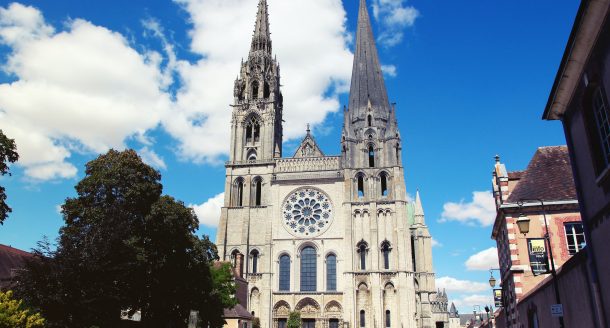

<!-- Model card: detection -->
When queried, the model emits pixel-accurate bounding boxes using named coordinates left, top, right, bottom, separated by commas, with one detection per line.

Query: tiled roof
left=506, top=146, right=577, bottom=203
left=0, top=244, right=32, bottom=288
left=223, top=303, right=253, bottom=320
left=507, top=170, right=524, bottom=180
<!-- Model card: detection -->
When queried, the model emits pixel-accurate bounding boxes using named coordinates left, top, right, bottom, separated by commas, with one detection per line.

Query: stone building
left=215, top=0, right=448, bottom=327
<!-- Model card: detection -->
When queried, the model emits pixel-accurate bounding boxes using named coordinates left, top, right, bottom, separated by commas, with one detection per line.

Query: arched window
left=380, top=172, right=388, bottom=197
left=251, top=81, right=259, bottom=99
left=233, top=178, right=245, bottom=207
left=252, top=177, right=262, bottom=205
left=246, top=124, right=253, bottom=143
left=385, top=310, right=391, bottom=327
left=368, top=145, right=375, bottom=167
left=381, top=241, right=391, bottom=270
left=253, top=121, right=260, bottom=142
left=264, top=82, right=270, bottom=98
left=326, top=254, right=337, bottom=291
left=411, top=235, right=417, bottom=272
left=279, top=255, right=290, bottom=291
left=357, top=241, right=367, bottom=270
left=357, top=173, right=365, bottom=198
left=245, top=117, right=260, bottom=144
left=300, top=246, right=317, bottom=291
left=360, top=310, right=366, bottom=327
left=231, top=250, right=243, bottom=277
left=367, top=115, right=372, bottom=127
left=251, top=249, right=259, bottom=274
left=247, top=149, right=257, bottom=161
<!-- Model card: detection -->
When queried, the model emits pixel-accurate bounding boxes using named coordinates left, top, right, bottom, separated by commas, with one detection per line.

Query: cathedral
left=215, top=0, right=449, bottom=327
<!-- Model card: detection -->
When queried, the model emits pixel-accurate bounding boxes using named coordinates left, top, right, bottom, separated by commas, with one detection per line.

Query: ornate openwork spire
left=250, top=0, right=271, bottom=54
left=348, top=0, right=390, bottom=117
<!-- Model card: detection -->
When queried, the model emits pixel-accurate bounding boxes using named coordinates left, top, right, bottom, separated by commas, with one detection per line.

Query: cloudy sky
left=0, top=0, right=578, bottom=314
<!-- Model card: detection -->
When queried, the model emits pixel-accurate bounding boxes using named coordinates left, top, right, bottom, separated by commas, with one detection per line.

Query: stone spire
left=414, top=190, right=425, bottom=224
left=250, top=0, right=271, bottom=54
left=348, top=0, right=390, bottom=119
left=449, top=302, right=459, bottom=318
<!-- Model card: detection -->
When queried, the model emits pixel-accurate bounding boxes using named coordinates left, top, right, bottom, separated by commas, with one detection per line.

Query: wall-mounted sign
left=493, top=289, right=503, bottom=308
left=551, top=304, right=564, bottom=317
left=527, top=238, right=549, bottom=276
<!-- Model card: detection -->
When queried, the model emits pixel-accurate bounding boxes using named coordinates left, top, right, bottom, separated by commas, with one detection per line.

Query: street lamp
left=516, top=214, right=531, bottom=234
left=517, top=199, right=565, bottom=328
left=488, top=268, right=500, bottom=288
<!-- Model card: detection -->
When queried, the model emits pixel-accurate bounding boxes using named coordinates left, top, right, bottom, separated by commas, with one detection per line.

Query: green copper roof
left=406, top=201, right=415, bottom=226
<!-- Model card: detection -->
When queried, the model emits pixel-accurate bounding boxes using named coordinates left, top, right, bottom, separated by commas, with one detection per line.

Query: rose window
left=282, top=188, right=333, bottom=237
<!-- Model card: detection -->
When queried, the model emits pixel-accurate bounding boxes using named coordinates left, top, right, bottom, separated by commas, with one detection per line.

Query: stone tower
left=230, top=0, right=283, bottom=162
left=215, top=1, right=447, bottom=327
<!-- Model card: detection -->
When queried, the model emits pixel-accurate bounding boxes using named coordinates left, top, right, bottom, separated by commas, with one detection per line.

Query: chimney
left=235, top=253, right=244, bottom=278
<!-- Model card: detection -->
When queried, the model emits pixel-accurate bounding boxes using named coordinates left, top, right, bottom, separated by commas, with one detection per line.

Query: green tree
left=287, top=311, right=301, bottom=328
left=16, top=149, right=233, bottom=328
left=251, top=317, right=261, bottom=328
left=0, top=290, right=45, bottom=328
left=0, top=129, right=19, bottom=225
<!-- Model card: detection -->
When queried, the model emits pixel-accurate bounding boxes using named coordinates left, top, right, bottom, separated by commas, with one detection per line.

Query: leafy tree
left=287, top=311, right=301, bottom=328
left=210, top=262, right=237, bottom=310
left=251, top=317, right=261, bottom=328
left=16, top=149, right=233, bottom=328
left=0, top=129, right=19, bottom=225
left=0, top=290, right=45, bottom=328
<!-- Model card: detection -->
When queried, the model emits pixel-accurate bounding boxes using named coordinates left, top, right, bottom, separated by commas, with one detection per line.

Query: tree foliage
left=287, top=311, right=301, bottom=328
left=0, top=290, right=45, bottom=328
left=0, top=129, right=19, bottom=225
left=16, top=149, right=232, bottom=328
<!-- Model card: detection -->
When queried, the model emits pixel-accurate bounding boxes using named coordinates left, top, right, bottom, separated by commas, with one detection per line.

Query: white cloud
left=435, top=276, right=489, bottom=293
left=191, top=192, right=224, bottom=227
left=381, top=64, right=396, bottom=77
left=431, top=237, right=442, bottom=247
left=452, top=294, right=494, bottom=310
left=0, top=3, right=171, bottom=180
left=0, top=0, right=354, bottom=180
left=371, top=0, right=419, bottom=47
left=139, top=147, right=167, bottom=170
left=465, top=247, right=499, bottom=271
left=168, top=0, right=353, bottom=163
left=440, top=191, right=496, bottom=227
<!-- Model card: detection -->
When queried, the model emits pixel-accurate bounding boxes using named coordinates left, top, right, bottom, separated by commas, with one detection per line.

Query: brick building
left=490, top=147, right=583, bottom=327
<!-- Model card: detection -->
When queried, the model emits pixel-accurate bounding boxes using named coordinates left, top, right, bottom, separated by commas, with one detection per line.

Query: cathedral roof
left=348, top=0, right=390, bottom=115
left=293, top=125, right=324, bottom=158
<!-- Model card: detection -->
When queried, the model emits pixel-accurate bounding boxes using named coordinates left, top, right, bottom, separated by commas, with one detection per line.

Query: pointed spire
left=414, top=190, right=425, bottom=223
left=449, top=302, right=458, bottom=317
left=250, top=0, right=271, bottom=54
left=348, top=0, right=390, bottom=117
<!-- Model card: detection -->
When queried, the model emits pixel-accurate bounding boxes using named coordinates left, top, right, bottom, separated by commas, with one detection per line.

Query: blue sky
left=0, top=0, right=578, bottom=313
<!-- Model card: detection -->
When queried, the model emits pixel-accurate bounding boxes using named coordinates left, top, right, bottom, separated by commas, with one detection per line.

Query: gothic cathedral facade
left=215, top=0, right=449, bottom=327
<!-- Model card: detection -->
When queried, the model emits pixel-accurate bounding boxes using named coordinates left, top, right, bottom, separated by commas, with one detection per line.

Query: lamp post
left=473, top=305, right=482, bottom=324
left=517, top=199, right=564, bottom=328
left=484, top=305, right=493, bottom=328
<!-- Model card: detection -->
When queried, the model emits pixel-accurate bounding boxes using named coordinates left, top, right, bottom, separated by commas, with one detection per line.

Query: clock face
left=282, top=187, right=333, bottom=237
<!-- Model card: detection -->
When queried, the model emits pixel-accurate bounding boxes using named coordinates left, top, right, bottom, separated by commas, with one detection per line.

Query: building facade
left=542, top=0, right=610, bottom=326
left=490, top=147, right=584, bottom=327
left=215, top=0, right=448, bottom=327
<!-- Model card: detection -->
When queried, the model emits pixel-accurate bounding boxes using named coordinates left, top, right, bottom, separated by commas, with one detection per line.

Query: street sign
left=551, top=304, right=564, bottom=317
